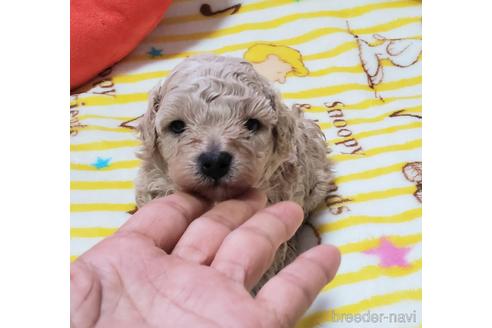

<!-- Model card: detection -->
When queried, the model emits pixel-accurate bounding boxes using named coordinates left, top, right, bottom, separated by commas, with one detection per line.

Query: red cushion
left=70, top=0, right=172, bottom=89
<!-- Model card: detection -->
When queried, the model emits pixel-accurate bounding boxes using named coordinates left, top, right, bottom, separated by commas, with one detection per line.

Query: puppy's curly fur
left=135, top=54, right=333, bottom=292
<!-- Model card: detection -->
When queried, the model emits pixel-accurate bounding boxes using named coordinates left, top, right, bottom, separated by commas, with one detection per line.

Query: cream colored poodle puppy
left=135, top=54, right=333, bottom=292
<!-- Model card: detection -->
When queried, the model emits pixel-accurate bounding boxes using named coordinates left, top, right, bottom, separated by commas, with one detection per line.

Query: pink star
left=364, top=237, right=411, bottom=267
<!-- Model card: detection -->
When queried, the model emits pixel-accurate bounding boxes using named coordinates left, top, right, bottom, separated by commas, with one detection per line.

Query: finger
left=172, top=190, right=267, bottom=264
left=211, top=201, right=303, bottom=289
left=256, top=244, right=341, bottom=327
left=117, top=192, right=211, bottom=252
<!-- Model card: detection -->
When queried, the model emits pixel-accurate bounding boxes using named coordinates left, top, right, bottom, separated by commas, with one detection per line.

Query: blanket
left=70, top=0, right=422, bottom=326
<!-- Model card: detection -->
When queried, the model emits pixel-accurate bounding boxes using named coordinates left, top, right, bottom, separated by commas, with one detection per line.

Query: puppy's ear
left=270, top=93, right=298, bottom=164
left=137, top=82, right=163, bottom=159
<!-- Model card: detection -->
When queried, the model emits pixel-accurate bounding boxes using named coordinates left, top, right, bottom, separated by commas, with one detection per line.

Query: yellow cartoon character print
left=244, top=43, right=309, bottom=83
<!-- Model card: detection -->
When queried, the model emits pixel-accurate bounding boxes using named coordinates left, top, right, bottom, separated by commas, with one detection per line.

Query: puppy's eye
left=169, top=120, right=186, bottom=134
left=245, top=118, right=261, bottom=132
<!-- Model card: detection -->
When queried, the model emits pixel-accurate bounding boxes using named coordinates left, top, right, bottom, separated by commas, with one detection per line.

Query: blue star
left=91, top=157, right=112, bottom=169
left=147, top=47, right=163, bottom=58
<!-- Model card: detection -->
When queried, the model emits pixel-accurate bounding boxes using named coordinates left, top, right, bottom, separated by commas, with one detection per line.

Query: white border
left=2, top=0, right=492, bottom=326
left=0, top=0, right=69, bottom=326
left=424, top=0, right=492, bottom=327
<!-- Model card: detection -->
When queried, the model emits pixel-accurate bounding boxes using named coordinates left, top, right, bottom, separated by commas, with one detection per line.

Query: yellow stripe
left=70, top=135, right=422, bottom=155
left=78, top=114, right=136, bottom=121
left=113, top=72, right=169, bottom=85
left=306, top=95, right=421, bottom=113
left=70, top=140, right=141, bottom=152
left=153, top=16, right=343, bottom=44
left=129, top=17, right=420, bottom=62
left=331, top=121, right=421, bottom=144
left=150, top=2, right=419, bottom=43
left=133, top=27, right=346, bottom=61
left=319, top=208, right=421, bottom=233
left=71, top=181, right=134, bottom=190
left=160, top=0, right=293, bottom=26
left=344, top=97, right=421, bottom=110
left=338, top=233, right=421, bottom=254
left=77, top=93, right=148, bottom=107
left=323, top=258, right=422, bottom=291
left=112, top=54, right=420, bottom=85
left=71, top=227, right=118, bottom=238
left=115, top=62, right=360, bottom=86
left=283, top=75, right=421, bottom=99
left=304, top=41, right=358, bottom=61
left=70, top=255, right=77, bottom=262
left=77, top=74, right=421, bottom=108
left=335, top=162, right=407, bottom=184
left=68, top=161, right=410, bottom=192
left=349, top=105, right=421, bottom=124
left=318, top=106, right=421, bottom=129
left=318, top=185, right=417, bottom=212
left=348, top=121, right=421, bottom=140
left=71, top=160, right=140, bottom=171
left=71, top=203, right=135, bottom=212
left=111, top=36, right=421, bottom=87
left=78, top=125, right=138, bottom=133
left=161, top=0, right=416, bottom=26
left=112, top=61, right=358, bottom=86
left=70, top=180, right=415, bottom=198
left=330, top=138, right=421, bottom=162
left=297, top=289, right=422, bottom=328
left=351, top=186, right=416, bottom=203
left=77, top=106, right=420, bottom=134
left=69, top=188, right=415, bottom=213
left=356, top=16, right=421, bottom=35
left=306, top=64, right=363, bottom=77
left=113, top=70, right=169, bottom=84
left=310, top=55, right=421, bottom=78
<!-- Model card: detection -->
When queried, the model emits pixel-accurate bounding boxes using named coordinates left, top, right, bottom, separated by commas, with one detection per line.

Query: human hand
left=70, top=190, right=341, bottom=328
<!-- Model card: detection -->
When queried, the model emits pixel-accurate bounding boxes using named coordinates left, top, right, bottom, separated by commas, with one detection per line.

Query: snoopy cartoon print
left=243, top=43, right=309, bottom=84
left=347, top=21, right=421, bottom=98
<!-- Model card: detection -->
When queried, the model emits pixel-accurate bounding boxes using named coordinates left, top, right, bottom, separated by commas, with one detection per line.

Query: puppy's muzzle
left=198, top=151, right=233, bottom=181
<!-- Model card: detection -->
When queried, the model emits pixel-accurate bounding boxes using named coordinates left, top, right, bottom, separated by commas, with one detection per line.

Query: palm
left=71, top=191, right=340, bottom=328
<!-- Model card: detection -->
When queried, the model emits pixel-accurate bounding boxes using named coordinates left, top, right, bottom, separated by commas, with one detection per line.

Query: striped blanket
left=70, top=0, right=422, bottom=327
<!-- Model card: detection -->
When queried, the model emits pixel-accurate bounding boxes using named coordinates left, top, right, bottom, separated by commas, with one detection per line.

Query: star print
left=91, top=157, right=112, bottom=169
left=364, top=237, right=411, bottom=267
left=147, top=47, right=163, bottom=58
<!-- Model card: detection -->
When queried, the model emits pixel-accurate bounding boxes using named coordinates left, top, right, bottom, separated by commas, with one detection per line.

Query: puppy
left=135, top=54, right=333, bottom=292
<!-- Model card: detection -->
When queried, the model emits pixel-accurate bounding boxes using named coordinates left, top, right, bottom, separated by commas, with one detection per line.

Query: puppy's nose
left=198, top=151, right=233, bottom=181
